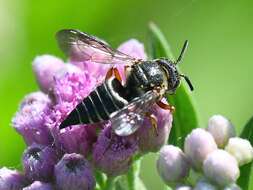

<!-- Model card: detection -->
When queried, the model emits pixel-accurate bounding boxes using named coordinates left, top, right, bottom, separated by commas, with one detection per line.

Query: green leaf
left=148, top=22, right=199, bottom=148
left=237, top=116, right=253, bottom=190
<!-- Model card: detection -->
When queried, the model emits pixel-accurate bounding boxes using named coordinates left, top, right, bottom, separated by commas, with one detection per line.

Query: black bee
left=57, top=29, right=193, bottom=136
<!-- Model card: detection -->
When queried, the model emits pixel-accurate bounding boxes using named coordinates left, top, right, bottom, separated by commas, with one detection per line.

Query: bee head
left=157, top=40, right=194, bottom=94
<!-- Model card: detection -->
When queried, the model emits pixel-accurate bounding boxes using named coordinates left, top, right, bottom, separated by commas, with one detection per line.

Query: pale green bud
left=225, top=137, right=253, bottom=166
left=207, top=115, right=235, bottom=148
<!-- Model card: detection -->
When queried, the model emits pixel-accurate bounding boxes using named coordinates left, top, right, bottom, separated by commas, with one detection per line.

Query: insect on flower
left=57, top=29, right=194, bottom=136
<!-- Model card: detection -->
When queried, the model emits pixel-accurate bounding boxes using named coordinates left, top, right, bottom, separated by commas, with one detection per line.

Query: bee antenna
left=180, top=74, right=194, bottom=91
left=176, top=40, right=189, bottom=64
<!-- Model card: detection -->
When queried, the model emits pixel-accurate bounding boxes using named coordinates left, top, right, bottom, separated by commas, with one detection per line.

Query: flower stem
left=104, top=177, right=116, bottom=190
left=127, top=159, right=141, bottom=190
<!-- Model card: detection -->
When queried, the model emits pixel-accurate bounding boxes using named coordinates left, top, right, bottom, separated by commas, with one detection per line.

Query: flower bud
left=12, top=92, right=53, bottom=145
left=52, top=72, right=96, bottom=104
left=93, top=126, right=138, bottom=176
left=224, top=184, right=241, bottom=190
left=175, top=185, right=193, bottom=190
left=136, top=102, right=172, bottom=153
left=0, top=167, right=28, bottom=190
left=207, top=115, right=235, bottom=148
left=194, top=178, right=218, bottom=190
left=45, top=71, right=98, bottom=157
left=54, top=125, right=97, bottom=157
left=23, top=181, right=54, bottom=190
left=184, top=128, right=217, bottom=170
left=32, top=55, right=65, bottom=92
left=23, top=144, right=58, bottom=182
left=117, top=39, right=147, bottom=60
left=55, top=153, right=95, bottom=190
left=203, top=149, right=240, bottom=187
left=157, top=145, right=190, bottom=184
left=225, top=137, right=253, bottom=166
left=55, top=63, right=82, bottom=79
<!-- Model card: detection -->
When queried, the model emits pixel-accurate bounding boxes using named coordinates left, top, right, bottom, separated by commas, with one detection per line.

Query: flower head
left=93, top=125, right=138, bottom=176
left=207, top=115, right=235, bottom=148
left=45, top=72, right=98, bottom=156
left=225, top=137, right=253, bottom=166
left=32, top=55, right=65, bottom=92
left=9, top=35, right=175, bottom=189
left=23, top=181, right=54, bottom=190
left=55, top=153, right=95, bottom=190
left=194, top=178, right=218, bottom=190
left=224, top=184, right=241, bottom=190
left=157, top=145, right=190, bottom=184
left=136, top=102, right=172, bottom=153
left=12, top=92, right=53, bottom=145
left=0, top=167, right=28, bottom=190
left=203, top=149, right=240, bottom=187
left=175, top=185, right=193, bottom=190
left=184, top=128, right=217, bottom=170
left=22, top=144, right=58, bottom=182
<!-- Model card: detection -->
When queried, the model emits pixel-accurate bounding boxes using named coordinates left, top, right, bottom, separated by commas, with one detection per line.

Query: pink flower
left=46, top=72, right=98, bottom=157
left=92, top=125, right=138, bottom=176
left=136, top=102, right=173, bottom=153
left=12, top=92, right=53, bottom=146
left=10, top=37, right=174, bottom=184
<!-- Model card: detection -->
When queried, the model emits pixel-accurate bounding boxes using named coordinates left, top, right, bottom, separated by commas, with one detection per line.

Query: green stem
left=127, top=159, right=141, bottom=190
left=104, top=177, right=116, bottom=190
left=95, top=170, right=107, bottom=189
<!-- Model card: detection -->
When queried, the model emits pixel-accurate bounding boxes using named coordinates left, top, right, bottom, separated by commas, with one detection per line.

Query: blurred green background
left=0, top=0, right=253, bottom=189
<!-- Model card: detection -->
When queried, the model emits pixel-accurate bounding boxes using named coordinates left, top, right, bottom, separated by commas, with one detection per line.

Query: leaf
left=237, top=116, right=253, bottom=190
left=148, top=22, right=199, bottom=148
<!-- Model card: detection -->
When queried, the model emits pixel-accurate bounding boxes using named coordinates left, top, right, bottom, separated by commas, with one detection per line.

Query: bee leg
left=145, top=112, right=158, bottom=136
left=105, top=67, right=114, bottom=79
left=113, top=67, right=122, bottom=83
left=156, top=101, right=175, bottom=113
left=124, top=65, right=130, bottom=74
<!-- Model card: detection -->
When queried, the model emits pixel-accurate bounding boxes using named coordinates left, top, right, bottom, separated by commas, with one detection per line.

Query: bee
left=57, top=29, right=193, bottom=136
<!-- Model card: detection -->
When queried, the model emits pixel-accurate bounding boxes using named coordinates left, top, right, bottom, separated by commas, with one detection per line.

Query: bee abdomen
left=59, top=77, right=128, bottom=129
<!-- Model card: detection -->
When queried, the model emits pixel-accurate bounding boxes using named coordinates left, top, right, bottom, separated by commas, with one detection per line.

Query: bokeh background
left=0, top=0, right=253, bottom=189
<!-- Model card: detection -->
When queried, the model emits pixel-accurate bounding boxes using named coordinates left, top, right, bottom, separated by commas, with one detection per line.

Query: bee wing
left=56, top=29, right=138, bottom=65
left=110, top=91, right=159, bottom=136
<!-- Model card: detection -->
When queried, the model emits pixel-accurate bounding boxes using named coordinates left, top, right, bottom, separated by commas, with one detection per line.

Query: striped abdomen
left=59, top=77, right=128, bottom=129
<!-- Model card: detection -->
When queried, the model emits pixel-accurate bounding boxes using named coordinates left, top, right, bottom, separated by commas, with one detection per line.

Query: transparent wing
left=56, top=29, right=139, bottom=64
left=110, top=91, right=159, bottom=136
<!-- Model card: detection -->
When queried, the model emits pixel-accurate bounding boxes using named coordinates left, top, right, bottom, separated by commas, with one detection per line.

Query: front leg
left=145, top=112, right=158, bottom=136
left=156, top=101, right=175, bottom=113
